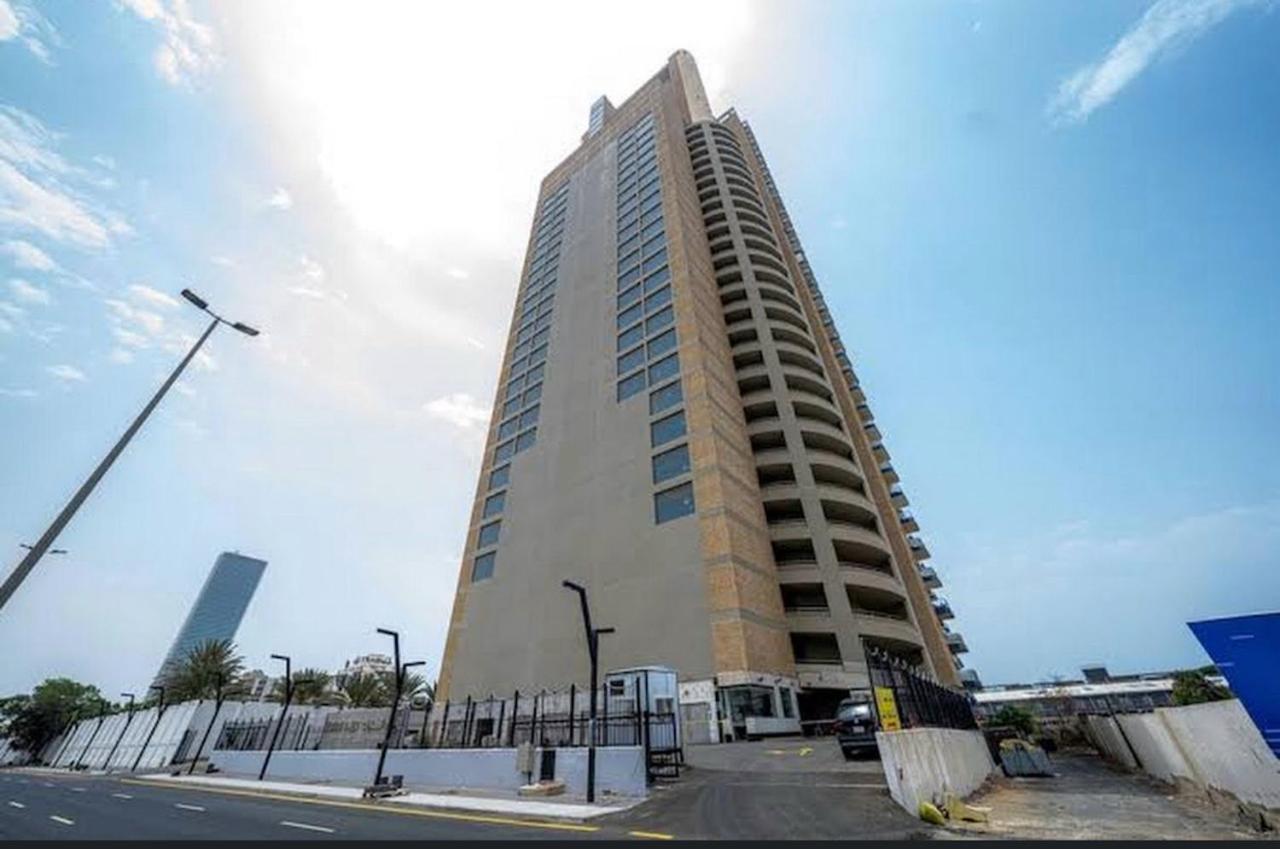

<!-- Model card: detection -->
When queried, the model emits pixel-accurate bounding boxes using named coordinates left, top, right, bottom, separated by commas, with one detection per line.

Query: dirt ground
left=948, top=751, right=1275, bottom=840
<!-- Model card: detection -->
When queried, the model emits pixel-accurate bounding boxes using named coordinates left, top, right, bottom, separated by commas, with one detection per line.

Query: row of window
left=473, top=183, right=571, bottom=584
left=618, top=114, right=696, bottom=527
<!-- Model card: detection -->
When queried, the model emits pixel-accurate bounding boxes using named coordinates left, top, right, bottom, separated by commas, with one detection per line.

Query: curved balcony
left=840, top=563, right=906, bottom=597
left=855, top=615, right=925, bottom=649
left=827, top=521, right=893, bottom=562
left=808, top=450, right=865, bottom=487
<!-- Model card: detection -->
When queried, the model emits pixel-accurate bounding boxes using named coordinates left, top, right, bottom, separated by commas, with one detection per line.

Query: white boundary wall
left=1086, top=700, right=1280, bottom=813
left=876, top=728, right=996, bottom=814
left=210, top=746, right=648, bottom=799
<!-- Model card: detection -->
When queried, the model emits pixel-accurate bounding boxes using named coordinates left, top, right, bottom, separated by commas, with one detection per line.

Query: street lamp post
left=103, top=692, right=135, bottom=773
left=0, top=289, right=259, bottom=614
left=188, top=672, right=225, bottom=775
left=258, top=654, right=292, bottom=781
left=562, top=580, right=614, bottom=804
left=371, top=629, right=423, bottom=789
left=73, top=699, right=109, bottom=771
left=131, top=685, right=166, bottom=773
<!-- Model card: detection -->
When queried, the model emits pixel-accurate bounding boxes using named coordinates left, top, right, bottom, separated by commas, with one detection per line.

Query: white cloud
left=108, top=347, right=134, bottom=364
left=298, top=255, right=324, bottom=280
left=119, top=0, right=219, bottom=86
left=127, top=282, right=180, bottom=309
left=0, top=105, right=127, bottom=249
left=46, top=363, right=85, bottom=382
left=423, top=392, right=490, bottom=431
left=287, top=285, right=326, bottom=299
left=172, top=380, right=195, bottom=397
left=8, top=276, right=49, bottom=305
left=0, top=386, right=36, bottom=398
left=445, top=267, right=469, bottom=280
left=1049, top=0, right=1273, bottom=124
left=266, top=187, right=292, bottom=210
left=210, top=254, right=236, bottom=267
left=1, top=238, right=56, bottom=270
left=105, top=297, right=165, bottom=335
left=0, top=1, right=60, bottom=63
left=0, top=298, right=21, bottom=319
left=111, top=326, right=149, bottom=348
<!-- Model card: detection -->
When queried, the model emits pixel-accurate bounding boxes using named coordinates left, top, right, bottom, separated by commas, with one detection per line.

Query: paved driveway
left=603, top=738, right=925, bottom=840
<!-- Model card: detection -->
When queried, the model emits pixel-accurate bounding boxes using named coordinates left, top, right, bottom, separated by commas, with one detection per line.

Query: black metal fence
left=214, top=716, right=318, bottom=752
left=864, top=646, right=977, bottom=731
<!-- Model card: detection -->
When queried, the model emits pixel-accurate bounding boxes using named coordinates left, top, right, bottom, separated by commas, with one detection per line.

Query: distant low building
left=973, top=664, right=1226, bottom=727
left=335, top=653, right=393, bottom=688
left=235, top=669, right=277, bottom=702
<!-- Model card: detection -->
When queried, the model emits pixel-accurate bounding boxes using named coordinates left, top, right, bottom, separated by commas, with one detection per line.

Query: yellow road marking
left=629, top=829, right=675, bottom=840
left=118, top=779, right=600, bottom=834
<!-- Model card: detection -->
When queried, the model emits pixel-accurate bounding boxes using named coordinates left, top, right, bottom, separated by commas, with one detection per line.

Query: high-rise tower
left=151, top=551, right=267, bottom=688
left=438, top=52, right=967, bottom=732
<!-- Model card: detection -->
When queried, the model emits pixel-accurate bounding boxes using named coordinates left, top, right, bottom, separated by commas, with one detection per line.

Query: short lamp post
left=131, top=685, right=166, bottom=773
left=259, top=655, right=292, bottom=781
left=188, top=672, right=225, bottom=775
left=73, top=699, right=109, bottom=771
left=562, top=580, right=614, bottom=804
left=103, top=692, right=136, bottom=773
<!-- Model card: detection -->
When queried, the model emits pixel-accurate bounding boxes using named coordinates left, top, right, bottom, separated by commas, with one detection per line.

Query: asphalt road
left=0, top=771, right=620, bottom=841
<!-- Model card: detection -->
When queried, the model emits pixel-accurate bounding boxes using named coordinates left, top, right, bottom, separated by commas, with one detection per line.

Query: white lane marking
left=174, top=803, right=206, bottom=812
left=50, top=815, right=75, bottom=826
left=280, top=820, right=336, bottom=834
left=112, top=793, right=133, bottom=799
left=8, top=801, right=25, bottom=808
left=42, top=782, right=55, bottom=788
left=71, top=787, right=86, bottom=793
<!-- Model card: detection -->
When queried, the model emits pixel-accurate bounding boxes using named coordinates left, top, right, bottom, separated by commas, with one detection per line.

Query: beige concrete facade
left=437, top=52, right=967, bottom=718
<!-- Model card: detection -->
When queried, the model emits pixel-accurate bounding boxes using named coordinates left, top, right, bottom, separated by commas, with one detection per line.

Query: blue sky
left=0, top=0, right=1276, bottom=696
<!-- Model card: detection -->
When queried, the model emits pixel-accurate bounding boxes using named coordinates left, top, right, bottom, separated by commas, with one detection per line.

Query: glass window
left=617, top=371, right=646, bottom=401
left=478, top=521, right=500, bottom=548
left=618, top=264, right=642, bottom=290
left=645, top=285, right=672, bottom=311
left=471, top=551, right=495, bottom=582
left=652, top=443, right=691, bottom=484
left=654, top=482, right=696, bottom=524
left=482, top=492, right=505, bottom=519
left=528, top=343, right=547, bottom=367
left=518, top=406, right=539, bottom=429
left=515, top=428, right=537, bottom=452
left=489, top=464, right=510, bottom=490
left=651, top=410, right=687, bottom=447
left=502, top=398, right=521, bottom=418
left=617, top=283, right=643, bottom=310
left=617, top=346, right=645, bottom=376
left=531, top=327, right=550, bottom=348
left=617, top=301, right=643, bottom=330
left=643, top=265, right=670, bottom=292
left=648, top=353, right=679, bottom=384
left=618, top=234, right=640, bottom=257
left=649, top=380, right=683, bottom=415
left=618, top=220, right=640, bottom=242
left=522, top=382, right=542, bottom=406
left=494, top=440, right=515, bottom=463
left=642, top=247, right=668, bottom=275
left=526, top=362, right=545, bottom=384
left=641, top=217, right=665, bottom=241
left=498, top=418, right=519, bottom=440
left=646, top=305, right=674, bottom=334
left=647, top=328, right=677, bottom=359
left=617, top=323, right=645, bottom=352
left=619, top=248, right=640, bottom=271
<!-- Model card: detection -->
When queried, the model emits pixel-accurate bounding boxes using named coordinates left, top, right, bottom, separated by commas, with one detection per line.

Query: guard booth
left=604, top=666, right=683, bottom=779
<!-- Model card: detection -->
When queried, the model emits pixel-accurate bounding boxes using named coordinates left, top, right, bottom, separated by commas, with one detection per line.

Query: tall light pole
left=562, top=580, right=614, bottom=804
left=0, top=289, right=259, bottom=614
left=103, top=692, right=135, bottom=773
left=73, top=699, right=109, bottom=771
left=259, top=654, right=292, bottom=781
left=188, top=672, right=225, bottom=775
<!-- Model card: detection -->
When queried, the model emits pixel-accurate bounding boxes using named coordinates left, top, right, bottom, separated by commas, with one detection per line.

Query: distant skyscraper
left=152, top=552, right=266, bottom=688
left=438, top=52, right=968, bottom=729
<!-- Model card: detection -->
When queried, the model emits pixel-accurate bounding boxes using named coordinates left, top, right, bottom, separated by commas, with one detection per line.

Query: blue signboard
left=1188, top=612, right=1280, bottom=757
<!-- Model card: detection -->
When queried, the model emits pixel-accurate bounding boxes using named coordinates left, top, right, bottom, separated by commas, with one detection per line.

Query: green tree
left=2, top=678, right=103, bottom=755
left=278, top=669, right=335, bottom=705
left=163, top=639, right=246, bottom=702
left=989, top=704, right=1037, bottom=737
left=339, top=672, right=389, bottom=707
left=1171, top=670, right=1232, bottom=706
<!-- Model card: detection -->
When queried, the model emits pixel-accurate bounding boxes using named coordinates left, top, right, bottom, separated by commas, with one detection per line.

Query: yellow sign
left=874, top=687, right=902, bottom=731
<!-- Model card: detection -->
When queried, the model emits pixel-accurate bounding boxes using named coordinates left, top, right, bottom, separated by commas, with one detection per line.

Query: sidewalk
left=135, top=773, right=639, bottom=821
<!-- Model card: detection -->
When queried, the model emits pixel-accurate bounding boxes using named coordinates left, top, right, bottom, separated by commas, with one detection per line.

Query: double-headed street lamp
left=372, top=628, right=424, bottom=789
left=0, top=289, right=259, bottom=614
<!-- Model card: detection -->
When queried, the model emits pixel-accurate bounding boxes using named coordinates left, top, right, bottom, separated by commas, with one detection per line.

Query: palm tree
left=163, top=639, right=245, bottom=702
left=339, top=673, right=388, bottom=707
left=277, top=669, right=335, bottom=705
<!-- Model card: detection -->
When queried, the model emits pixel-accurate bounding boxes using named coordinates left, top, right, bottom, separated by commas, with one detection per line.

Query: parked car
left=833, top=697, right=879, bottom=758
